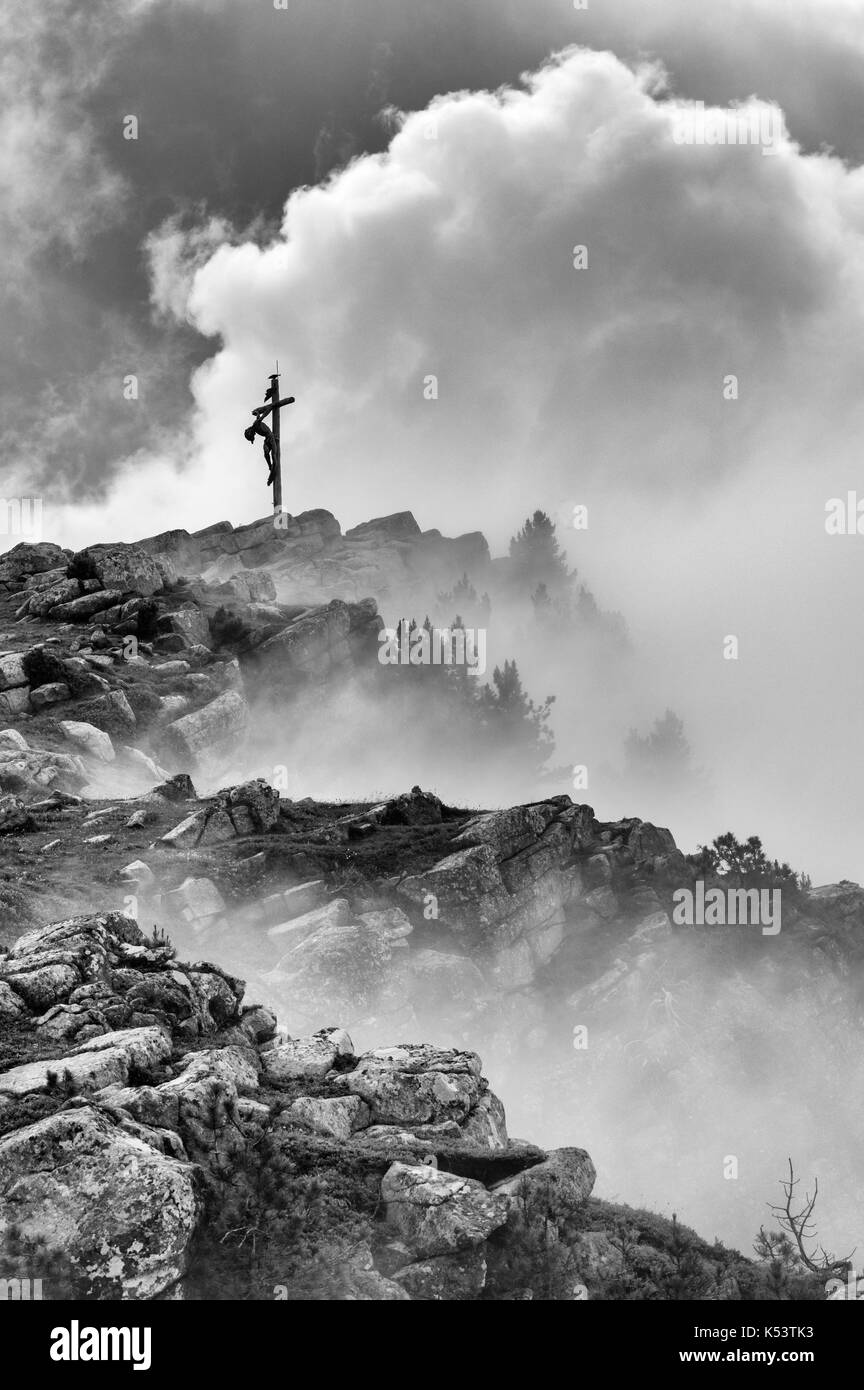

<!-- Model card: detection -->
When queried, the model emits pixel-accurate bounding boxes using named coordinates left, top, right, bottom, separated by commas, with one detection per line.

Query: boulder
left=0, top=1026, right=170, bottom=1099
left=164, top=877, right=226, bottom=925
left=0, top=1106, right=198, bottom=1298
left=0, top=981, right=27, bottom=1020
left=152, top=660, right=191, bottom=677
left=269, top=912, right=409, bottom=1018
left=0, top=542, right=69, bottom=586
left=226, top=778, right=280, bottom=832
left=260, top=1028, right=353, bottom=1083
left=381, top=786, right=443, bottom=826
left=0, top=729, right=28, bottom=752
left=381, top=1161, right=509, bottom=1257
left=268, top=897, right=352, bottom=943
left=152, top=773, right=197, bottom=802
left=160, top=691, right=250, bottom=765
left=25, top=578, right=83, bottom=618
left=491, top=1147, right=597, bottom=1223
left=251, top=600, right=355, bottom=687
left=47, top=590, right=124, bottom=622
left=280, top=1095, right=370, bottom=1140
left=58, top=720, right=115, bottom=763
left=29, top=682, right=71, bottom=710
left=158, top=810, right=231, bottom=849
left=274, top=881, right=326, bottom=921
left=69, top=545, right=164, bottom=598
left=394, top=1248, right=488, bottom=1300
left=71, top=691, right=136, bottom=737
left=0, top=688, right=30, bottom=717
left=119, top=860, right=155, bottom=887
left=0, top=652, right=27, bottom=690
left=0, top=747, right=86, bottom=798
left=342, top=1045, right=485, bottom=1127
left=156, top=608, right=210, bottom=647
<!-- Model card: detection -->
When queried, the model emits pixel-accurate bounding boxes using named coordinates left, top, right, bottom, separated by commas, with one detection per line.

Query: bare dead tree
left=767, top=1159, right=854, bottom=1277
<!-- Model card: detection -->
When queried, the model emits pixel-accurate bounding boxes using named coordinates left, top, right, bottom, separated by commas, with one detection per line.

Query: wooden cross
left=249, top=368, right=295, bottom=514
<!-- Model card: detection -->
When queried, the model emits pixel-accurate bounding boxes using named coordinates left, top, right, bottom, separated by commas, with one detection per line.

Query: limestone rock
left=71, top=691, right=136, bottom=737
left=0, top=747, right=86, bottom=798
left=0, top=687, right=30, bottom=717
left=491, top=1147, right=597, bottom=1222
left=394, top=1248, right=488, bottom=1300
left=250, top=600, right=357, bottom=688
left=0, top=981, right=27, bottom=1020
left=160, top=691, right=250, bottom=766
left=164, top=877, right=226, bottom=925
left=0, top=1026, right=170, bottom=1099
left=0, top=542, right=69, bottom=587
left=69, top=545, right=164, bottom=598
left=47, top=589, right=125, bottom=622
left=342, top=1045, right=484, bottom=1127
left=280, top=1095, right=370, bottom=1140
left=0, top=652, right=27, bottom=690
left=268, top=896, right=352, bottom=944
left=59, top=720, right=115, bottom=763
left=381, top=1161, right=509, bottom=1257
left=226, top=778, right=280, bottom=831
left=0, top=1106, right=198, bottom=1298
left=260, top=1028, right=353, bottom=1083
left=29, top=681, right=71, bottom=710
left=0, top=729, right=28, bottom=752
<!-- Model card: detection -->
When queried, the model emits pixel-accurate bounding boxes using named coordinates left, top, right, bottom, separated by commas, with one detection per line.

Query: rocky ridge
left=0, top=524, right=860, bottom=1298
left=0, top=909, right=752, bottom=1301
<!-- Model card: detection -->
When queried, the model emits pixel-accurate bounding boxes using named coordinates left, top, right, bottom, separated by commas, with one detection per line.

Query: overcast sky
left=2, top=0, right=864, bottom=880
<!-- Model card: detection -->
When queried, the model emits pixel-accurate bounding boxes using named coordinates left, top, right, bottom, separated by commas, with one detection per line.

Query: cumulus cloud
left=109, top=42, right=863, bottom=887
left=6, top=14, right=864, bottom=882
left=557, top=0, right=864, bottom=161
left=147, top=45, right=864, bottom=526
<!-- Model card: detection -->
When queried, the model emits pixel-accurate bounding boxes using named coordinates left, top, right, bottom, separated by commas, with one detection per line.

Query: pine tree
left=509, top=510, right=572, bottom=595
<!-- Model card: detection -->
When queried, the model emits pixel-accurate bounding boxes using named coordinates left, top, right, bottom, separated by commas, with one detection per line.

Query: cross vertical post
left=246, top=371, right=294, bottom=511
left=269, top=369, right=282, bottom=514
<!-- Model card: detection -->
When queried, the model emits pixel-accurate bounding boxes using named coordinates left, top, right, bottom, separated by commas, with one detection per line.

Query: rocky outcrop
left=0, top=910, right=590, bottom=1300
left=68, top=545, right=165, bottom=598
left=247, top=597, right=381, bottom=691
left=133, top=509, right=492, bottom=610
left=0, top=905, right=760, bottom=1301
left=0, top=543, right=70, bottom=589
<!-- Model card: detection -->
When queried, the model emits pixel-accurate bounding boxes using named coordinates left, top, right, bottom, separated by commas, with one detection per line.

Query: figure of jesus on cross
left=244, top=368, right=295, bottom=513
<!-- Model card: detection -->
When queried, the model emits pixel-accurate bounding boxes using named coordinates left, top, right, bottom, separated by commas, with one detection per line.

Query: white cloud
left=109, top=42, right=864, bottom=883
left=17, top=29, right=864, bottom=882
